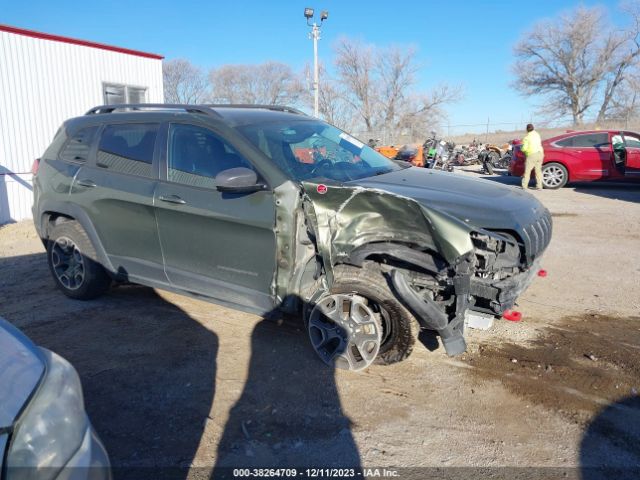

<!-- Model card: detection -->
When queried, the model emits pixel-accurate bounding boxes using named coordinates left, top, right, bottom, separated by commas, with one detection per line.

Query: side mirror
left=215, top=167, right=266, bottom=193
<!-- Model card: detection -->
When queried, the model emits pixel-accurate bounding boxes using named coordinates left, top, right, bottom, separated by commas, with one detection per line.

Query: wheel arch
left=37, top=202, right=115, bottom=273
left=341, top=241, right=448, bottom=276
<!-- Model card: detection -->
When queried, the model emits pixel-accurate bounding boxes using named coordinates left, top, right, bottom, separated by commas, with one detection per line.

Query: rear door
left=552, top=132, right=612, bottom=180
left=154, top=122, right=277, bottom=313
left=621, top=132, right=640, bottom=179
left=71, top=122, right=167, bottom=284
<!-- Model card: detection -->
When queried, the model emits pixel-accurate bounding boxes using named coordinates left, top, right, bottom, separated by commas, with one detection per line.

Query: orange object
left=377, top=143, right=427, bottom=167
left=375, top=145, right=400, bottom=159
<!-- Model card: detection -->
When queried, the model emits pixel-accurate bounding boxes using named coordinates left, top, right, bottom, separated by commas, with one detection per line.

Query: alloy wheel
left=308, top=294, right=382, bottom=371
left=50, top=236, right=85, bottom=290
left=542, top=165, right=565, bottom=188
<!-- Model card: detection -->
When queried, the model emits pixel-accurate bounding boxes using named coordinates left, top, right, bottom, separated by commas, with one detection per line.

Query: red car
left=509, top=130, right=640, bottom=189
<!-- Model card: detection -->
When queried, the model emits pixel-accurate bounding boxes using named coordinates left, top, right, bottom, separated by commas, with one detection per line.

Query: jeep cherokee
left=32, top=104, right=552, bottom=371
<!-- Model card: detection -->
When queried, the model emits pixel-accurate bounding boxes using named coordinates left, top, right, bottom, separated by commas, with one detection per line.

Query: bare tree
left=596, top=2, right=640, bottom=121
left=377, top=45, right=418, bottom=127
left=395, top=84, right=463, bottom=139
left=302, top=63, right=355, bottom=129
left=513, top=4, right=640, bottom=124
left=333, top=38, right=378, bottom=131
left=162, top=59, right=209, bottom=104
left=607, top=72, right=640, bottom=120
left=209, top=62, right=303, bottom=105
left=332, top=37, right=461, bottom=139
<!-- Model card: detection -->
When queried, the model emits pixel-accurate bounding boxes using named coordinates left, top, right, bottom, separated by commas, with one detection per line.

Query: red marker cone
left=503, top=310, right=522, bottom=322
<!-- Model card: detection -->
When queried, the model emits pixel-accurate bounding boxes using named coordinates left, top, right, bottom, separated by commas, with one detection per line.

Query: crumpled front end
left=281, top=181, right=552, bottom=358
left=299, top=182, right=476, bottom=356
left=468, top=209, right=552, bottom=315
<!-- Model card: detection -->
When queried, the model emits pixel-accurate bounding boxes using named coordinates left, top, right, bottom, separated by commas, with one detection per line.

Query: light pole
left=304, top=7, right=328, bottom=118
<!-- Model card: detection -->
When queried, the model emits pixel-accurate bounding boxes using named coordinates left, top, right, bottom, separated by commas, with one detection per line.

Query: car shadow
left=0, top=253, right=219, bottom=479
left=580, top=395, right=640, bottom=480
left=213, top=313, right=362, bottom=476
left=0, top=253, right=361, bottom=478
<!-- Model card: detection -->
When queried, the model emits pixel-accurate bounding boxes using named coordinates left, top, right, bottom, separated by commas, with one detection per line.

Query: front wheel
left=307, top=263, right=420, bottom=370
left=542, top=162, right=568, bottom=189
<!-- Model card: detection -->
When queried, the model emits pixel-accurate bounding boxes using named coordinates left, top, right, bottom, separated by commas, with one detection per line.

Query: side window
left=623, top=133, right=640, bottom=148
left=556, top=133, right=609, bottom=148
left=167, top=124, right=251, bottom=188
left=59, top=126, right=98, bottom=163
left=97, top=124, right=158, bottom=177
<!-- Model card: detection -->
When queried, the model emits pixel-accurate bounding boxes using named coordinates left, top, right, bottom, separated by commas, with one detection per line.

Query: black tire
left=499, top=154, right=512, bottom=169
left=46, top=220, right=111, bottom=300
left=541, top=162, right=568, bottom=189
left=331, top=263, right=420, bottom=365
left=484, top=160, right=494, bottom=175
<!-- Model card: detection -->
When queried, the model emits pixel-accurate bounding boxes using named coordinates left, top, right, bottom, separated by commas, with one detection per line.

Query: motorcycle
left=428, top=140, right=455, bottom=172
left=481, top=142, right=516, bottom=174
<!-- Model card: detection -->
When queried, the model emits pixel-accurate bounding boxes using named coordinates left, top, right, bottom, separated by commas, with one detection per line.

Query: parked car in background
left=509, top=130, right=640, bottom=189
left=0, top=317, right=111, bottom=479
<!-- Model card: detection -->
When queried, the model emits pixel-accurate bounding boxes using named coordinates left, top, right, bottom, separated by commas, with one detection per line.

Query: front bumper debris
left=470, top=260, right=540, bottom=315
left=390, top=258, right=472, bottom=356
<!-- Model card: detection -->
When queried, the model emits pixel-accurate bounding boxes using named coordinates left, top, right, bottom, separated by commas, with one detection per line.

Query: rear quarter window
left=42, top=127, right=68, bottom=160
left=97, top=124, right=159, bottom=177
left=58, top=126, right=99, bottom=163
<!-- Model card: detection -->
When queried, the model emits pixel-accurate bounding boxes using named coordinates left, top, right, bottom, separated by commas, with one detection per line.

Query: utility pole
left=304, top=8, right=328, bottom=118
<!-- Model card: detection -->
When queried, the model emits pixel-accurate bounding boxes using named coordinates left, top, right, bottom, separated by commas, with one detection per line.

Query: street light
left=304, top=7, right=328, bottom=117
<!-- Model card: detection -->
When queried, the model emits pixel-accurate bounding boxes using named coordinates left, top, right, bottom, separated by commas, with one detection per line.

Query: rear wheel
left=47, top=221, right=111, bottom=299
left=542, top=162, right=568, bottom=189
left=307, top=263, right=420, bottom=370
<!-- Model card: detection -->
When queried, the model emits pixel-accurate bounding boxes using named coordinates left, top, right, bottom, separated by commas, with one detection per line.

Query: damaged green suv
left=33, top=104, right=551, bottom=371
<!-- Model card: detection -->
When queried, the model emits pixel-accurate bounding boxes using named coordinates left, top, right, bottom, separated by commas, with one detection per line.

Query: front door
left=555, top=132, right=612, bottom=180
left=154, top=122, right=277, bottom=313
left=621, top=132, right=640, bottom=179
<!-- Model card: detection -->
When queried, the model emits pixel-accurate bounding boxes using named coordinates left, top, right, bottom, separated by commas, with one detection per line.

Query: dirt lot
left=1, top=170, right=639, bottom=478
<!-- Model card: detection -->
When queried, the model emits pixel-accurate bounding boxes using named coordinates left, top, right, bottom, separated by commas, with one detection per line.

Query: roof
left=0, top=24, right=164, bottom=60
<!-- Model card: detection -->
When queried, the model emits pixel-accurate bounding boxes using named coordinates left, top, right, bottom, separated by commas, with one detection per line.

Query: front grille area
left=520, top=210, right=553, bottom=262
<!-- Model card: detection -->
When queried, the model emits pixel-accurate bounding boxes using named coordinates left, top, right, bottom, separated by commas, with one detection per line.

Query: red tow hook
left=503, top=310, right=522, bottom=322
left=538, top=269, right=548, bottom=277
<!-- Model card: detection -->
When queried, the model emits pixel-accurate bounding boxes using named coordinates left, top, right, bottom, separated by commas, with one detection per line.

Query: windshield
left=235, top=119, right=404, bottom=182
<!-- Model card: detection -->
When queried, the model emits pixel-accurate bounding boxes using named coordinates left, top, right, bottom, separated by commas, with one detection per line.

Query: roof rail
left=205, top=104, right=306, bottom=115
left=85, top=104, right=219, bottom=116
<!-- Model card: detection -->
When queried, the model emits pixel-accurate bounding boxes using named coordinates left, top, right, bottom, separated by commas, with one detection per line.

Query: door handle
left=77, top=179, right=97, bottom=188
left=158, top=195, right=187, bottom=205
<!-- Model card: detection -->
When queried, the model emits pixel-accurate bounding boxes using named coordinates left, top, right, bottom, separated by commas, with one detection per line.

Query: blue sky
left=2, top=0, right=618, bottom=133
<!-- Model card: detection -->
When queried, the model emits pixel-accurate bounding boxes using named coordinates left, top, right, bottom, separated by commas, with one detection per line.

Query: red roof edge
left=0, top=24, right=164, bottom=60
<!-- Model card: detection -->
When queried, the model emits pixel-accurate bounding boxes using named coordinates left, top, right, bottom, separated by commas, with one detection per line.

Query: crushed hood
left=302, top=179, right=476, bottom=285
left=350, top=167, right=547, bottom=231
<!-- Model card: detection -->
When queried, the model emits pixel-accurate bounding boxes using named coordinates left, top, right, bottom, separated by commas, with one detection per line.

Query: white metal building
left=0, top=24, right=164, bottom=224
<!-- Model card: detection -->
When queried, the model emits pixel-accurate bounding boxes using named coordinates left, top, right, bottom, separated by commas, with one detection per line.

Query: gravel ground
left=1, top=168, right=639, bottom=478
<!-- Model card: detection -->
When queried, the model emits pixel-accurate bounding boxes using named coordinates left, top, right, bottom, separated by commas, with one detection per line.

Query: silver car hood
left=0, top=319, right=45, bottom=429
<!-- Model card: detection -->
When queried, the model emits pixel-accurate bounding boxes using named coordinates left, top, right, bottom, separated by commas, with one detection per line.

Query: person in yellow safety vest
left=521, top=123, right=544, bottom=190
